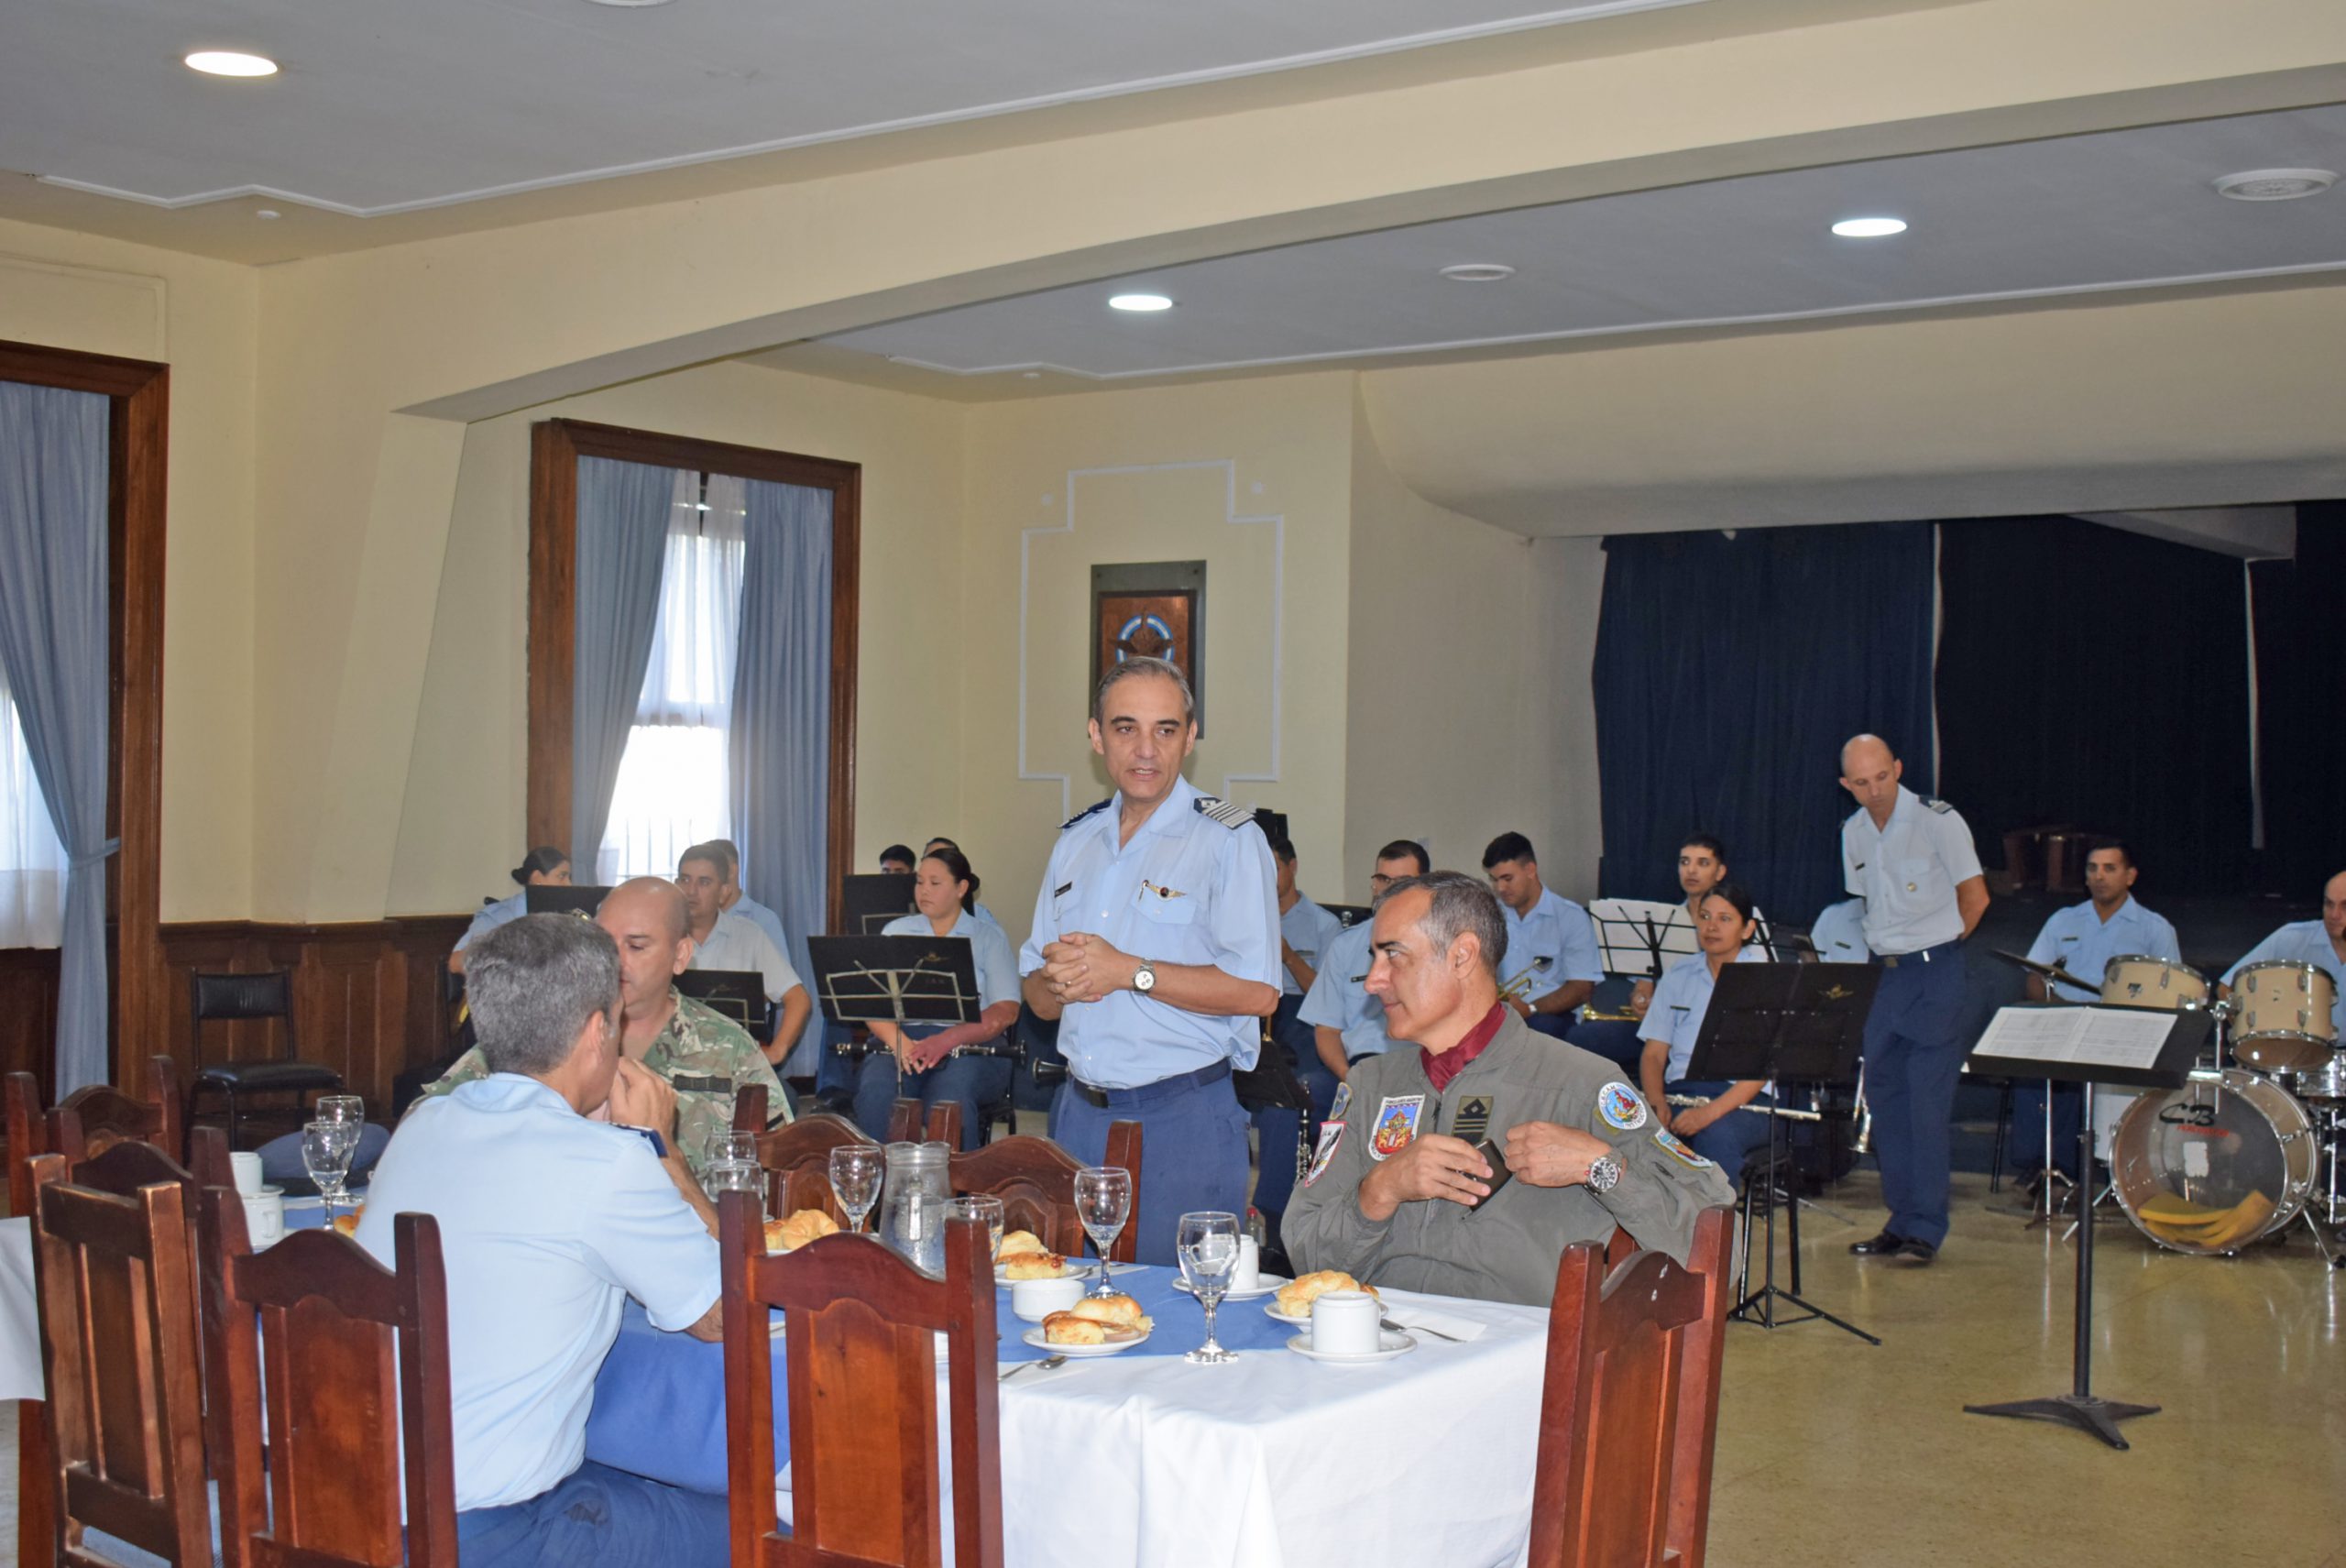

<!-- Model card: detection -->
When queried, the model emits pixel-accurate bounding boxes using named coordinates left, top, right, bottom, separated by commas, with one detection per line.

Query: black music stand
left=525, top=885, right=611, bottom=918
left=1962, top=1003, right=2208, bottom=1449
left=807, top=935, right=983, bottom=1069
left=1588, top=898, right=1693, bottom=981
left=1685, top=961, right=1880, bottom=1343
left=840, top=873, right=916, bottom=936
left=676, top=968, right=769, bottom=1036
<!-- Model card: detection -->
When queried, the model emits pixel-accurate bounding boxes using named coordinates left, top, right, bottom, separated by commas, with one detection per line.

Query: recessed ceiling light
left=1439, top=263, right=1517, bottom=282
left=2214, top=168, right=2337, bottom=202
left=184, top=50, right=278, bottom=77
left=1831, top=217, right=1908, bottom=238
left=1108, top=293, right=1174, bottom=313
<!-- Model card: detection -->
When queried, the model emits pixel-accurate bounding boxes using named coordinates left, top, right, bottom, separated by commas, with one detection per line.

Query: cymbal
left=1990, top=948, right=2099, bottom=996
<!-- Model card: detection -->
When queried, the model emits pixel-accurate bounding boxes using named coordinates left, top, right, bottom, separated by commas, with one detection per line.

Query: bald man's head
left=597, top=876, right=693, bottom=1018
left=1838, top=733, right=1902, bottom=818
left=600, top=876, right=688, bottom=940
left=1840, top=733, right=1894, bottom=775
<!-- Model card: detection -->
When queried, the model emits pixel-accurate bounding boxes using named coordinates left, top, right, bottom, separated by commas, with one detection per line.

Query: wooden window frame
left=526, top=418, right=861, bottom=931
left=0, top=338, right=170, bottom=1095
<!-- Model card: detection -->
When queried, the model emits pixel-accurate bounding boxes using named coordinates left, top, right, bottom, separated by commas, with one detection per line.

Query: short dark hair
left=1267, top=836, right=1297, bottom=863
left=2086, top=838, right=2134, bottom=870
left=879, top=844, right=916, bottom=869
left=1381, top=871, right=1507, bottom=976
left=1481, top=832, right=1535, bottom=872
left=1679, top=833, right=1728, bottom=864
left=1697, top=881, right=1759, bottom=927
left=677, top=841, right=725, bottom=876
left=1093, top=655, right=1195, bottom=725
left=468, top=915, right=620, bottom=1078
left=1376, top=839, right=1431, bottom=875
left=705, top=839, right=740, bottom=876
left=920, top=844, right=981, bottom=915
left=510, top=846, right=568, bottom=886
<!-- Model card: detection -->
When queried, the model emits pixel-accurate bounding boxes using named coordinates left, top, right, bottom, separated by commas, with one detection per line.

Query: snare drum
left=2286, top=1052, right=2346, bottom=1103
left=2099, top=955, right=2209, bottom=1011
left=2231, top=960, right=2339, bottom=1071
left=2110, top=1068, right=2316, bottom=1255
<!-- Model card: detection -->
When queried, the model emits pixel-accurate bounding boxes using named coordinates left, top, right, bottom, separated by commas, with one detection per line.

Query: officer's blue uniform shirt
left=1278, top=895, right=1346, bottom=997
left=727, top=893, right=792, bottom=959
left=881, top=909, right=1018, bottom=1037
left=454, top=890, right=526, bottom=954
left=1018, top=774, right=1279, bottom=1090
left=1842, top=785, right=1983, bottom=956
left=2224, top=921, right=2346, bottom=1036
left=1643, top=945, right=1771, bottom=1080
left=2027, top=896, right=2181, bottom=1003
left=1807, top=898, right=1871, bottom=965
left=1298, top=918, right=1392, bottom=1058
left=1502, top=887, right=1605, bottom=1002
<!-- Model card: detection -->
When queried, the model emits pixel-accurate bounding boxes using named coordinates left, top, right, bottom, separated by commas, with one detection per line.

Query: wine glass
left=828, top=1145, right=884, bottom=1234
left=1072, top=1166, right=1133, bottom=1297
left=946, top=1195, right=1005, bottom=1261
left=1177, top=1212, right=1242, bottom=1365
left=314, top=1093, right=367, bottom=1186
left=301, top=1119, right=358, bottom=1226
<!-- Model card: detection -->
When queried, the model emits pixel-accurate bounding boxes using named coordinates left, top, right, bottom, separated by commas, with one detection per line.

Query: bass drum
left=2230, top=960, right=2339, bottom=1071
left=2111, top=1069, right=2317, bottom=1255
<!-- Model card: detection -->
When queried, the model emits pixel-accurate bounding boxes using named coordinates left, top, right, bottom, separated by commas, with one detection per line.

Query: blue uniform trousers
left=456, top=1462, right=729, bottom=1568
left=810, top=1020, right=860, bottom=1103
left=1247, top=997, right=1339, bottom=1226
left=1666, top=1078, right=1776, bottom=1178
left=1526, top=1011, right=1579, bottom=1043
left=1564, top=1016, right=1646, bottom=1070
left=1862, top=942, right=1969, bottom=1247
left=850, top=1048, right=1012, bottom=1152
left=1048, top=1064, right=1250, bottom=1266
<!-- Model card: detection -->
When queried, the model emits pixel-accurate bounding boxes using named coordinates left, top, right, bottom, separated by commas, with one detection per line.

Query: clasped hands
left=1038, top=932, right=1141, bottom=1005
left=1362, top=1122, right=1616, bottom=1219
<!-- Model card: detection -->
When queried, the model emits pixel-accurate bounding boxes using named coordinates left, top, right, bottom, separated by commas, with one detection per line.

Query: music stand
left=840, top=873, right=916, bottom=936
left=1587, top=898, right=1696, bottom=980
left=524, top=885, right=610, bottom=918
left=1324, top=904, right=1374, bottom=930
left=676, top=968, right=769, bottom=1036
left=806, top=935, right=984, bottom=1072
left=1684, top=961, right=1881, bottom=1344
left=1961, top=1003, right=2208, bottom=1448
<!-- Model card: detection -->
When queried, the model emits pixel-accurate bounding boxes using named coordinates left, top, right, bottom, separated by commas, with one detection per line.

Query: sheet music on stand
left=1969, top=1004, right=2201, bottom=1089
left=1587, top=898, right=1696, bottom=979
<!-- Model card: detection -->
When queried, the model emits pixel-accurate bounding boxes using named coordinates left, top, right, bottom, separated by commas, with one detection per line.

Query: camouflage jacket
left=416, top=989, right=787, bottom=1174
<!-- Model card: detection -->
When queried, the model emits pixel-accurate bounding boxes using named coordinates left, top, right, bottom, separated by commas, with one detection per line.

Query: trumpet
left=1498, top=955, right=1553, bottom=1003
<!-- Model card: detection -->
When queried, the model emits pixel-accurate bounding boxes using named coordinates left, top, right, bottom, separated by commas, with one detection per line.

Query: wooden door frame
left=0, top=338, right=170, bottom=1097
left=526, top=418, right=861, bottom=931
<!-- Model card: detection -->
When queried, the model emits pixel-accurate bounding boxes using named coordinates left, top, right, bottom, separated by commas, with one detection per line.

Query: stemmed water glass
left=828, top=1145, right=884, bottom=1234
left=1176, top=1211, right=1242, bottom=1365
left=945, top=1195, right=1005, bottom=1261
left=301, top=1119, right=359, bottom=1226
left=1072, top=1166, right=1133, bottom=1296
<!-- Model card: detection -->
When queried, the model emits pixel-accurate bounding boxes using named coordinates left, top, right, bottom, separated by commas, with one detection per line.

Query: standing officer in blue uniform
left=1481, top=832, right=1603, bottom=1039
left=1021, top=656, right=1280, bottom=1266
left=1839, top=734, right=1990, bottom=1265
left=1302, top=839, right=1430, bottom=1081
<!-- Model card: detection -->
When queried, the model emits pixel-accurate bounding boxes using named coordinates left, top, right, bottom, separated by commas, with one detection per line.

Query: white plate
left=993, top=1260, right=1096, bottom=1286
left=1172, top=1273, right=1288, bottom=1303
left=1018, top=1324, right=1150, bottom=1358
left=1286, top=1330, right=1417, bottom=1364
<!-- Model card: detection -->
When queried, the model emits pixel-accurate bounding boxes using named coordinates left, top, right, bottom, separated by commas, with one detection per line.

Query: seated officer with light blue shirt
left=706, top=838, right=794, bottom=958
left=1637, top=884, right=1777, bottom=1174
left=924, top=839, right=1003, bottom=930
left=851, top=844, right=1022, bottom=1151
left=1300, top=839, right=1430, bottom=1080
left=1021, top=657, right=1280, bottom=1266
left=2219, top=868, right=2346, bottom=1039
left=1481, top=831, right=1603, bottom=1039
left=447, top=846, right=572, bottom=975
left=1250, top=834, right=1348, bottom=1236
left=1806, top=896, right=1872, bottom=965
left=356, top=914, right=727, bottom=1568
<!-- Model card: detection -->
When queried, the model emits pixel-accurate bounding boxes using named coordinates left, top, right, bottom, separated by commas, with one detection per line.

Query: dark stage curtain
left=2248, top=503, right=2346, bottom=896
left=1936, top=516, right=2253, bottom=896
left=1592, top=522, right=1936, bottom=924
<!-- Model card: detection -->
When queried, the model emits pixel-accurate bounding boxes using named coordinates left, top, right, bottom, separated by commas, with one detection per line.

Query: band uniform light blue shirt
left=692, top=909, right=804, bottom=1004
left=1842, top=785, right=1983, bottom=956
left=1279, top=895, right=1346, bottom=997
left=2223, top=921, right=2346, bottom=1036
left=354, top=1075, right=719, bottom=1512
left=2027, top=896, right=2182, bottom=1003
left=1808, top=898, right=1872, bottom=965
left=1298, top=918, right=1392, bottom=1058
left=1019, top=773, right=1279, bottom=1091
left=726, top=892, right=792, bottom=959
left=880, top=908, right=1018, bottom=1036
left=1642, top=945, right=1772, bottom=1080
left=1503, top=887, right=1605, bottom=1002
left=453, top=889, right=527, bottom=954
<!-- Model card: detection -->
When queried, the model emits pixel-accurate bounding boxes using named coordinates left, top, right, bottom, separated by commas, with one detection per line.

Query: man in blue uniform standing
left=1839, top=734, right=1990, bottom=1265
left=1021, top=656, right=1280, bottom=1265
left=1481, top=832, right=1603, bottom=1039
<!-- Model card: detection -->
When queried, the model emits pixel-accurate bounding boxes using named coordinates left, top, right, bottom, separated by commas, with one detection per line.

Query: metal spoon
left=1000, top=1354, right=1069, bottom=1382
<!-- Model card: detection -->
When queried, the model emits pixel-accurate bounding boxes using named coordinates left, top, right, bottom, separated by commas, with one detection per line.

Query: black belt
left=1880, top=938, right=1964, bottom=969
left=1069, top=1059, right=1232, bottom=1109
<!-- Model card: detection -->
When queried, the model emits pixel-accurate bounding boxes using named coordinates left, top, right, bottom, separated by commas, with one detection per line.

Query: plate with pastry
left=993, top=1249, right=1094, bottom=1284
left=1025, top=1303, right=1152, bottom=1357
left=763, top=1209, right=842, bottom=1253
left=1172, top=1271, right=1288, bottom=1303
left=1265, top=1268, right=1380, bottom=1325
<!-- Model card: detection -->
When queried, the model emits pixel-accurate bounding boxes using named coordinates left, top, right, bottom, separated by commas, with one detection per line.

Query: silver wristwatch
left=1584, top=1155, right=1623, bottom=1193
left=1133, top=960, right=1157, bottom=994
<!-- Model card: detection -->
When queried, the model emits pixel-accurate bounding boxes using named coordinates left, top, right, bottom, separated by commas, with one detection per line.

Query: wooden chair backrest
left=1529, top=1205, right=1737, bottom=1568
left=734, top=1082, right=770, bottom=1135
left=199, top=1187, right=460, bottom=1568
left=49, top=1057, right=185, bottom=1168
left=26, top=1148, right=211, bottom=1568
left=882, top=1098, right=961, bottom=1148
left=752, top=1113, right=875, bottom=1225
left=945, top=1124, right=1142, bottom=1263
left=720, top=1197, right=1003, bottom=1568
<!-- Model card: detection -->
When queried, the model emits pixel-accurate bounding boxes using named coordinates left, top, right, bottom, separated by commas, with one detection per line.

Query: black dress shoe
left=1848, top=1230, right=1906, bottom=1256
left=1893, top=1238, right=1937, bottom=1264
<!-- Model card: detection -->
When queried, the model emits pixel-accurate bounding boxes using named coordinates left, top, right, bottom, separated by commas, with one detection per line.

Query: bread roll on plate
left=1041, top=1311, right=1108, bottom=1345
left=331, top=1206, right=364, bottom=1238
left=999, top=1250, right=1068, bottom=1280
left=764, top=1209, right=840, bottom=1253
left=1068, top=1293, right=1150, bottom=1332
left=997, top=1229, right=1047, bottom=1258
left=1275, top=1269, right=1377, bottom=1317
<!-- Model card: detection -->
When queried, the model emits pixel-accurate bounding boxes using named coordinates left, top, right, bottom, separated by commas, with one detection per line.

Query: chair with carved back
left=1527, top=1205, right=1738, bottom=1568
left=719, top=1195, right=1003, bottom=1568
left=43, top=1057, right=188, bottom=1169
left=733, top=1082, right=770, bottom=1135
left=198, top=1185, right=460, bottom=1568
left=884, top=1097, right=962, bottom=1149
left=945, top=1124, right=1143, bottom=1262
left=751, top=1113, right=876, bottom=1225
left=26, top=1144, right=211, bottom=1568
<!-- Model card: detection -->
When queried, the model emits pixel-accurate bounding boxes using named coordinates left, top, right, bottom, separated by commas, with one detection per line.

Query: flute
left=1664, top=1091, right=1823, bottom=1123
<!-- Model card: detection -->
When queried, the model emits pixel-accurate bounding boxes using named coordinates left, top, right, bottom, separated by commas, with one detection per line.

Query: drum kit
left=1997, top=949, right=2343, bottom=1265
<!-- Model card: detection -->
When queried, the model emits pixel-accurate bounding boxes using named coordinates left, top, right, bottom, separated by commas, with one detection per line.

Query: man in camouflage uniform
left=417, top=877, right=786, bottom=1175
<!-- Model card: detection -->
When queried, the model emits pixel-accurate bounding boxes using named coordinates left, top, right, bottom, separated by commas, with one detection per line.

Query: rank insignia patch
left=1303, top=1122, right=1345, bottom=1187
left=1450, top=1095, right=1492, bottom=1145
left=1327, top=1082, right=1353, bottom=1125
left=1368, top=1095, right=1427, bottom=1160
left=1653, top=1128, right=1715, bottom=1168
left=1598, top=1083, right=1649, bottom=1132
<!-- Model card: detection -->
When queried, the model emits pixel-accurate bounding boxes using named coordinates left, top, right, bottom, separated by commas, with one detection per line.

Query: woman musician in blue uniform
left=1636, top=883, right=1777, bottom=1177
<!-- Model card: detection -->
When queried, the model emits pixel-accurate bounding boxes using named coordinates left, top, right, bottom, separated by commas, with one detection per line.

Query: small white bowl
left=1011, top=1277, right=1085, bottom=1322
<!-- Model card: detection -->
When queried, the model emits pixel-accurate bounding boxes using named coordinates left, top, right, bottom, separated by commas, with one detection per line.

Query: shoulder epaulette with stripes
left=1921, top=796, right=1954, bottom=814
left=1192, top=795, right=1255, bottom=829
left=1061, top=797, right=1113, bottom=830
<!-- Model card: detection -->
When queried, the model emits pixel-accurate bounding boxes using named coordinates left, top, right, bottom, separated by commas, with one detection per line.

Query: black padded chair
left=189, top=970, right=343, bottom=1147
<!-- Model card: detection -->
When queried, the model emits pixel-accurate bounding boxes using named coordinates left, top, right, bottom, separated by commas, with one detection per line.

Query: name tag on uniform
left=1368, top=1095, right=1427, bottom=1160
left=672, top=1075, right=731, bottom=1094
left=1053, top=882, right=1073, bottom=898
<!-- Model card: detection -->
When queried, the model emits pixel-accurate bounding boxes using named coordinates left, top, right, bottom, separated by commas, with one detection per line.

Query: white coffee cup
left=1310, top=1289, right=1383, bottom=1355
left=240, top=1190, right=286, bottom=1249
left=1011, top=1277, right=1085, bottom=1322
left=1232, top=1234, right=1261, bottom=1293
left=229, top=1151, right=265, bottom=1197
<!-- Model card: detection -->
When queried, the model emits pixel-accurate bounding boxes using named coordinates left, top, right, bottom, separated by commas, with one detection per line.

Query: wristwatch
left=1133, top=960, right=1157, bottom=994
left=1584, top=1155, right=1623, bottom=1193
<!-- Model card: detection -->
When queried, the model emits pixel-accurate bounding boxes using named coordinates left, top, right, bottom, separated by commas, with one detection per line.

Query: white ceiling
left=3, top=0, right=1708, bottom=215
left=810, top=105, right=2346, bottom=383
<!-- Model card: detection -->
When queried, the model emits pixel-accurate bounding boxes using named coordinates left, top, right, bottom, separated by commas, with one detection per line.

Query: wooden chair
left=719, top=1195, right=1003, bottom=1568
left=26, top=1146, right=211, bottom=1568
left=946, top=1124, right=1142, bottom=1263
left=198, top=1185, right=460, bottom=1568
left=751, top=1113, right=877, bottom=1224
left=734, top=1082, right=770, bottom=1135
left=1528, top=1206, right=1738, bottom=1568
left=885, top=1097, right=961, bottom=1148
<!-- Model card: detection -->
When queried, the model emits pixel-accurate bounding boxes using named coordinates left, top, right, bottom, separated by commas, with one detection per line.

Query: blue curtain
left=572, top=457, right=682, bottom=861
left=0, top=381, right=115, bottom=1093
left=2248, top=503, right=2346, bottom=896
left=1592, top=522, right=1937, bottom=923
left=728, top=478, right=833, bottom=1076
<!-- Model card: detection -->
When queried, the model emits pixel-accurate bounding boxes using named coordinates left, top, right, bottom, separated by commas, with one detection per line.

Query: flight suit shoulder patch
left=1652, top=1128, right=1715, bottom=1168
left=1597, top=1083, right=1649, bottom=1132
left=1303, top=1122, right=1345, bottom=1187
left=1061, top=797, right=1113, bottom=830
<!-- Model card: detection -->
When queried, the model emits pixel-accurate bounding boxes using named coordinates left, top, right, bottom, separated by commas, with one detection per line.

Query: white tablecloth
left=0, top=1215, right=43, bottom=1399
